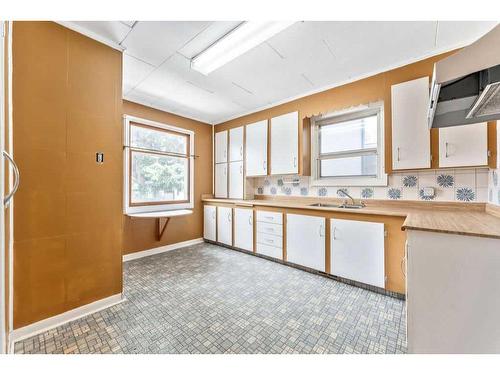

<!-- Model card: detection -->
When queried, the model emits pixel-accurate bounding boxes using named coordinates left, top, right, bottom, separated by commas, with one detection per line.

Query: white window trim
left=123, top=115, right=195, bottom=214
left=310, top=102, right=388, bottom=187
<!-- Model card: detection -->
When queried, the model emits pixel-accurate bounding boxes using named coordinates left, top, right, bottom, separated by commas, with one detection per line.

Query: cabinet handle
left=240, top=164, right=243, bottom=175
left=293, top=156, right=297, bottom=168
left=333, top=227, right=337, bottom=240
left=263, top=160, right=266, bottom=172
left=212, top=211, right=216, bottom=219
left=445, top=142, right=449, bottom=158
left=397, top=147, right=400, bottom=162
left=227, top=212, right=231, bottom=222
left=248, top=215, right=253, bottom=225
left=319, top=224, right=325, bottom=237
left=224, top=149, right=227, bottom=160
left=240, top=145, right=243, bottom=157
left=265, top=238, right=273, bottom=244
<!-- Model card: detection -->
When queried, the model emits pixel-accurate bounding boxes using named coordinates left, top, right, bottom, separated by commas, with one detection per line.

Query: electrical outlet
left=96, top=152, right=104, bottom=164
left=421, top=187, right=435, bottom=198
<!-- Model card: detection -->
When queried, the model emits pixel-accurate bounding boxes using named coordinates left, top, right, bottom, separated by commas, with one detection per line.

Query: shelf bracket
left=157, top=217, right=170, bottom=241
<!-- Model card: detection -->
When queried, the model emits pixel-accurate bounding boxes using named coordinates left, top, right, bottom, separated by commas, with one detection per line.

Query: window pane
left=131, top=124, right=187, bottom=154
left=131, top=151, right=188, bottom=203
left=320, top=115, right=377, bottom=154
left=320, top=154, right=377, bottom=177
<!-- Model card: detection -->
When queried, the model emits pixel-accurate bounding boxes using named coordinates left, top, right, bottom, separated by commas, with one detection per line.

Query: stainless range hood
left=428, top=24, right=500, bottom=128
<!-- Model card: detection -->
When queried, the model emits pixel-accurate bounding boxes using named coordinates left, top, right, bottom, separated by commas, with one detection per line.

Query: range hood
left=428, top=24, right=500, bottom=128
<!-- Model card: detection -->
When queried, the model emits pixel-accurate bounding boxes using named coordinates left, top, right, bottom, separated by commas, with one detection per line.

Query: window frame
left=310, top=102, right=387, bottom=187
left=123, top=115, right=195, bottom=214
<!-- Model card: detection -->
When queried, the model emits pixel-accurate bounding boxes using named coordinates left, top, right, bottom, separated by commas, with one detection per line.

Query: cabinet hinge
left=0, top=23, right=4, bottom=38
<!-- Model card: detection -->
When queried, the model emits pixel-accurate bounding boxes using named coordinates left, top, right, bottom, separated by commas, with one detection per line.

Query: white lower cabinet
left=229, top=161, right=244, bottom=199
left=256, top=210, right=283, bottom=260
left=286, top=214, right=326, bottom=271
left=234, top=208, right=253, bottom=251
left=203, top=205, right=216, bottom=241
left=330, top=219, right=385, bottom=288
left=216, top=206, right=232, bottom=246
left=214, top=163, right=228, bottom=198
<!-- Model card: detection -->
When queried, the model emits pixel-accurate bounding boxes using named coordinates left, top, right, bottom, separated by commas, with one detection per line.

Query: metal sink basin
left=309, top=203, right=340, bottom=208
left=337, top=203, right=365, bottom=209
left=309, top=203, right=365, bottom=209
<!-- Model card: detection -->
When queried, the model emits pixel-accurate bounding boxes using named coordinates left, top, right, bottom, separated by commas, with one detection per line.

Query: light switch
left=96, top=152, right=104, bottom=164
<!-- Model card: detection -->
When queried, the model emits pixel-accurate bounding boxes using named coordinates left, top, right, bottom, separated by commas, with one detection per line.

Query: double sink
left=309, top=202, right=365, bottom=209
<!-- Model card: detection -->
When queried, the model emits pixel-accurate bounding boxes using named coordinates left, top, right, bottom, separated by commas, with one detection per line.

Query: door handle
left=3, top=150, right=20, bottom=207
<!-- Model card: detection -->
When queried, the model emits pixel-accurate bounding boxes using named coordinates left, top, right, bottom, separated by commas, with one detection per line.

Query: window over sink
left=311, top=102, right=387, bottom=186
left=123, top=115, right=194, bottom=214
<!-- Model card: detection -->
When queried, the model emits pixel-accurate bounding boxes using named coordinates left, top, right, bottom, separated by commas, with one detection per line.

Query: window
left=124, top=116, right=194, bottom=214
left=311, top=103, right=387, bottom=186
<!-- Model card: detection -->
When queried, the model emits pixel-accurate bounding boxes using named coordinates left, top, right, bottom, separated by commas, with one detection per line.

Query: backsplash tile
left=253, top=168, right=490, bottom=203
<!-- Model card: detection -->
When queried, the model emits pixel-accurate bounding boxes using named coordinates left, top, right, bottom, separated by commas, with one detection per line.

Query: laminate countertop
left=202, top=197, right=500, bottom=240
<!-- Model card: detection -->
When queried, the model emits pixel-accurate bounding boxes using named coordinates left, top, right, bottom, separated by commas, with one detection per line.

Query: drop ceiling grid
left=65, top=21, right=499, bottom=124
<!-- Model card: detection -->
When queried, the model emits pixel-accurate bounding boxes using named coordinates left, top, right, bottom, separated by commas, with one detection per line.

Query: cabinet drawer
left=257, top=232, right=283, bottom=248
left=256, top=210, right=283, bottom=225
left=256, top=222, right=283, bottom=237
left=256, top=243, right=283, bottom=260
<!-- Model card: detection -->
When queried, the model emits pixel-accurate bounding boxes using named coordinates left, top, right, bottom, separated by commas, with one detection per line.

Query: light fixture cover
left=191, top=21, right=295, bottom=75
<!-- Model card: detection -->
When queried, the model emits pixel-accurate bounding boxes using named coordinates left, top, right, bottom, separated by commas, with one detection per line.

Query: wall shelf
left=127, top=209, right=193, bottom=241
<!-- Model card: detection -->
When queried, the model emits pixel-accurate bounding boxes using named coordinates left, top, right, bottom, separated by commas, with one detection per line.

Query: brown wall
left=12, top=22, right=123, bottom=329
left=215, top=51, right=500, bottom=174
left=122, top=101, right=213, bottom=255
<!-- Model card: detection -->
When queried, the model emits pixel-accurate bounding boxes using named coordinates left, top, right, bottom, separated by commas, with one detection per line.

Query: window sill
left=310, top=174, right=388, bottom=187
left=126, top=209, right=193, bottom=218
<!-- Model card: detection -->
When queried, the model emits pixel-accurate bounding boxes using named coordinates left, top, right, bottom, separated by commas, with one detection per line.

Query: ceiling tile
left=122, top=53, right=156, bottom=95
left=71, top=21, right=131, bottom=44
left=435, top=21, right=498, bottom=49
left=121, top=21, right=211, bottom=66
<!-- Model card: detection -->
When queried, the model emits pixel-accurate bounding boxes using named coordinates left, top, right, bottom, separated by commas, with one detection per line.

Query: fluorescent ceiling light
left=191, top=21, right=295, bottom=75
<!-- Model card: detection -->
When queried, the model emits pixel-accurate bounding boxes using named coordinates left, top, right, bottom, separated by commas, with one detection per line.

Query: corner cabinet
left=438, top=122, right=488, bottom=168
left=203, top=205, right=216, bottom=241
left=391, top=77, right=431, bottom=170
left=330, top=218, right=385, bottom=288
left=286, top=214, right=325, bottom=271
left=245, top=120, right=268, bottom=177
left=270, top=111, right=299, bottom=175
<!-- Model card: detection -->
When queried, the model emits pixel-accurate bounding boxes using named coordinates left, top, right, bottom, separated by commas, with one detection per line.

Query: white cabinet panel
left=439, top=122, right=488, bottom=168
left=229, top=161, right=244, bottom=199
left=214, top=163, right=228, bottom=198
left=256, top=222, right=283, bottom=237
left=217, top=206, right=232, bottom=246
left=229, top=126, right=244, bottom=162
left=330, top=219, right=385, bottom=288
left=256, top=232, right=282, bottom=248
left=203, top=205, right=216, bottom=241
left=256, top=211, right=283, bottom=225
left=234, top=208, right=253, bottom=251
left=245, top=120, right=268, bottom=176
left=391, top=77, right=431, bottom=170
left=270, top=111, right=299, bottom=175
left=286, top=214, right=325, bottom=271
left=215, top=130, right=228, bottom=164
left=256, top=243, right=282, bottom=260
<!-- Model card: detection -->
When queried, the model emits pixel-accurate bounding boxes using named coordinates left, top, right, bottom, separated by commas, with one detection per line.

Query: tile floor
left=14, top=243, right=406, bottom=354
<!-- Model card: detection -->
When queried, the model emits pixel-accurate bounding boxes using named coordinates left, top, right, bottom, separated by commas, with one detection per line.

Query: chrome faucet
left=337, top=189, right=365, bottom=208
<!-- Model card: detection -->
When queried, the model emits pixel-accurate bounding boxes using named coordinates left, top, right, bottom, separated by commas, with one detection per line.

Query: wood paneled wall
left=122, top=101, right=213, bottom=255
left=12, top=22, right=123, bottom=329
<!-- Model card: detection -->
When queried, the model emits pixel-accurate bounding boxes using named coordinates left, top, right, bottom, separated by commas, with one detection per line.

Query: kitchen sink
left=309, top=203, right=340, bottom=208
left=309, top=203, right=365, bottom=209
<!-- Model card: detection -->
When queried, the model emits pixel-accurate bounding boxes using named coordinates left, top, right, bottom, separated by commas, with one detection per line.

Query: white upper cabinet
left=245, top=120, right=268, bottom=177
left=229, top=126, right=244, bottom=162
left=330, top=218, right=385, bottom=288
left=234, top=208, right=253, bottom=252
left=203, top=205, right=216, bottom=242
left=286, top=214, right=325, bottom=272
left=439, top=122, right=488, bottom=168
left=215, top=130, right=228, bottom=164
left=270, top=111, right=299, bottom=175
left=391, top=77, right=431, bottom=170
left=229, top=161, right=244, bottom=199
left=214, top=163, right=228, bottom=198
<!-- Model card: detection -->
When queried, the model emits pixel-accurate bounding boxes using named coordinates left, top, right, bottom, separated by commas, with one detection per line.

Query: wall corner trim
left=8, top=293, right=124, bottom=353
left=123, top=238, right=204, bottom=262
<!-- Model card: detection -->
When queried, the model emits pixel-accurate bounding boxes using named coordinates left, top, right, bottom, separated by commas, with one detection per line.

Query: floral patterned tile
left=455, top=187, right=476, bottom=202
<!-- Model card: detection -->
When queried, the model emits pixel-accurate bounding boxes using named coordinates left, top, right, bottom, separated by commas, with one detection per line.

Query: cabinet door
left=439, top=122, right=488, bottom=167
left=214, top=163, right=228, bottom=198
left=286, top=214, right=325, bottom=271
left=229, top=161, right=244, bottom=199
left=245, top=120, right=268, bottom=176
left=270, top=111, right=299, bottom=175
left=215, top=130, right=228, bottom=163
left=330, top=219, right=385, bottom=288
left=229, top=126, right=244, bottom=162
left=391, top=77, right=431, bottom=170
left=203, top=205, right=216, bottom=241
left=234, top=208, right=253, bottom=251
left=217, top=206, right=232, bottom=246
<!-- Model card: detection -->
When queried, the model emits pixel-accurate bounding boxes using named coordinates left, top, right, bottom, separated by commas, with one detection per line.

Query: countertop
left=202, top=197, right=500, bottom=240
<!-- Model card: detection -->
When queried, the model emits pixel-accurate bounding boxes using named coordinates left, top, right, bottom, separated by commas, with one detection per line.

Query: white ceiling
left=68, top=21, right=498, bottom=124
